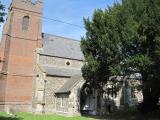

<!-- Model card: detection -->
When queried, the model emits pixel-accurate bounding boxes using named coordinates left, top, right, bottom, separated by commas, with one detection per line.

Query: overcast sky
left=0, top=0, right=120, bottom=40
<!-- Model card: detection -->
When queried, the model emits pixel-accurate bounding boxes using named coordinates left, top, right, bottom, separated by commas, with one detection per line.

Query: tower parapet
left=11, top=0, right=42, bottom=14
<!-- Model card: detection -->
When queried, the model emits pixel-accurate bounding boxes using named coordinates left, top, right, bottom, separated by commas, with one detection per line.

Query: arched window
left=22, top=16, right=29, bottom=31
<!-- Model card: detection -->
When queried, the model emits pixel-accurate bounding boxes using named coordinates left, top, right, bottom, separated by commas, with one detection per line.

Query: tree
left=120, top=0, right=160, bottom=113
left=81, top=0, right=160, bottom=113
left=0, top=1, right=5, bottom=23
left=81, top=3, right=123, bottom=89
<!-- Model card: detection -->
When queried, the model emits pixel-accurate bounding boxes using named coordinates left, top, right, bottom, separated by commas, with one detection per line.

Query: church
left=0, top=0, right=143, bottom=116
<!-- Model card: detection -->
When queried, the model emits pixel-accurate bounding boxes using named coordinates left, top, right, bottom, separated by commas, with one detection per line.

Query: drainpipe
left=42, top=79, right=47, bottom=114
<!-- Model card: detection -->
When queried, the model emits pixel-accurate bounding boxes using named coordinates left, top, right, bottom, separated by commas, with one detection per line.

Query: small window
left=22, top=16, right=29, bottom=31
left=66, top=61, right=70, bottom=66
left=36, top=74, right=39, bottom=77
left=61, top=96, right=64, bottom=107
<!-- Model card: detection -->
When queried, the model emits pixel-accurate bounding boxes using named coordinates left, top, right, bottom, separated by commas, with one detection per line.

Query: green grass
left=0, top=112, right=94, bottom=120
left=1, top=111, right=160, bottom=120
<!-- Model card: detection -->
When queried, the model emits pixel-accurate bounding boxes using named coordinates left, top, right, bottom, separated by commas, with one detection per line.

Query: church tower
left=0, top=0, right=42, bottom=112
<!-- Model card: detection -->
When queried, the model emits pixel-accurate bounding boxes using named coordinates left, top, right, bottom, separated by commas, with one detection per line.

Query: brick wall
left=0, top=0, right=42, bottom=112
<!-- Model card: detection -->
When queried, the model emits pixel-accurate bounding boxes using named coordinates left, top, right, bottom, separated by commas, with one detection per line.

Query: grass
left=0, top=111, right=160, bottom=120
left=83, top=108, right=160, bottom=120
left=0, top=112, right=94, bottom=120
left=103, top=111, right=160, bottom=120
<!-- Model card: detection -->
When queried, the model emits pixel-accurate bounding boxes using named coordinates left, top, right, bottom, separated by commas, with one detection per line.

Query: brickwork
left=0, top=0, right=42, bottom=112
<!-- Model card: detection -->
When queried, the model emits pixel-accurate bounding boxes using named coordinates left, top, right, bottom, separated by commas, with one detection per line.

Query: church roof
left=43, top=65, right=82, bottom=77
left=42, top=33, right=84, bottom=60
left=55, top=76, right=83, bottom=94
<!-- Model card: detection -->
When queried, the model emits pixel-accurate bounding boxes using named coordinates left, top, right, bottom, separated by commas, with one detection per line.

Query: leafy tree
left=81, top=3, right=122, bottom=89
left=0, top=1, right=5, bottom=23
left=81, top=0, right=160, bottom=113
left=120, top=0, right=160, bottom=113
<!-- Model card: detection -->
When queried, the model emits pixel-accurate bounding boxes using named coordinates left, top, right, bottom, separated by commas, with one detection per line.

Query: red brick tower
left=0, top=0, right=42, bottom=112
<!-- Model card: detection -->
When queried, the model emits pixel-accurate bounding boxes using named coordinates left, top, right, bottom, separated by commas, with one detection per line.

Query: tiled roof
left=42, top=33, right=84, bottom=60
left=55, top=76, right=84, bottom=94
left=43, top=65, right=82, bottom=77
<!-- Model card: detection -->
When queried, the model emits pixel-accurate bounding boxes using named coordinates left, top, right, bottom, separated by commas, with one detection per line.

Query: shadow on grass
left=82, top=114, right=106, bottom=120
left=82, top=111, right=160, bottom=120
left=0, top=116, right=23, bottom=120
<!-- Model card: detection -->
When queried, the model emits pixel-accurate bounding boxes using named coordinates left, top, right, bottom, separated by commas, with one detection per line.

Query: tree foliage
left=120, top=0, right=160, bottom=113
left=81, top=0, right=160, bottom=113
left=81, top=3, right=123, bottom=88
left=0, top=1, right=5, bottom=23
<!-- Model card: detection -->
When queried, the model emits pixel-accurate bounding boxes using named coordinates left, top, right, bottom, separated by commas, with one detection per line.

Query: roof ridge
left=42, top=33, right=81, bottom=42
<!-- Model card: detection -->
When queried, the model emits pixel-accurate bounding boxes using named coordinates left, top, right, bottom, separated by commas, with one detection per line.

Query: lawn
left=0, top=111, right=160, bottom=120
left=0, top=112, right=94, bottom=120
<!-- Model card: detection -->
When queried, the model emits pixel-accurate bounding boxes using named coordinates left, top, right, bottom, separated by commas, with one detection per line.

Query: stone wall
left=69, top=80, right=85, bottom=116
left=39, top=55, right=83, bottom=69
left=103, top=79, right=143, bottom=110
left=56, top=94, right=69, bottom=113
left=44, top=76, right=69, bottom=113
left=33, top=50, right=84, bottom=115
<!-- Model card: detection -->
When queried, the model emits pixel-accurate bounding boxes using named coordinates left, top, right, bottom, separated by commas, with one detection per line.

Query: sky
left=0, top=0, right=120, bottom=40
